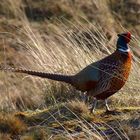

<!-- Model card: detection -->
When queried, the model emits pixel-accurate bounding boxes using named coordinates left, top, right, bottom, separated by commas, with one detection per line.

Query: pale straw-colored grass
left=0, top=0, right=140, bottom=139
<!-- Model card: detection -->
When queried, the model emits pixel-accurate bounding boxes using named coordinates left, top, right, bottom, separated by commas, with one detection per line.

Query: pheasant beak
left=117, top=33, right=121, bottom=37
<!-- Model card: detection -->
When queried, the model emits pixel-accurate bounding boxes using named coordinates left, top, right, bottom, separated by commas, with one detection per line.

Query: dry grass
left=0, top=113, right=27, bottom=135
left=13, top=101, right=140, bottom=140
left=67, top=100, right=89, bottom=115
left=0, top=133, right=12, bottom=140
left=0, top=0, right=140, bottom=139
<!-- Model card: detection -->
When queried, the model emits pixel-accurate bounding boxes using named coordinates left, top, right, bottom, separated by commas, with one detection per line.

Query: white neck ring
left=118, top=48, right=130, bottom=53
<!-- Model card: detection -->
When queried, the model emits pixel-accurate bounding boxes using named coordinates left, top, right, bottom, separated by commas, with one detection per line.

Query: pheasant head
left=117, top=32, right=131, bottom=52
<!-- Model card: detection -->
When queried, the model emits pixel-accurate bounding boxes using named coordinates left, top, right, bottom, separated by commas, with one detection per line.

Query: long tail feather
left=1, top=67, right=73, bottom=84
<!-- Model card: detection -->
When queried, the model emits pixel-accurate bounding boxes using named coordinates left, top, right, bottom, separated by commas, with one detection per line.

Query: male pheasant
left=0, top=32, right=132, bottom=113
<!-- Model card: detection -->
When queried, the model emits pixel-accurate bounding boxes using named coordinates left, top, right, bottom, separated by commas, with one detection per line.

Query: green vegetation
left=0, top=0, right=140, bottom=139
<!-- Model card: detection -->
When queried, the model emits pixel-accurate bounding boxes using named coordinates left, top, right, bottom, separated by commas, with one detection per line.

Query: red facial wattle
left=125, top=32, right=131, bottom=43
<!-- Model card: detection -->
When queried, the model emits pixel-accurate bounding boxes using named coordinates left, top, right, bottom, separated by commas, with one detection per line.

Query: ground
left=0, top=0, right=140, bottom=139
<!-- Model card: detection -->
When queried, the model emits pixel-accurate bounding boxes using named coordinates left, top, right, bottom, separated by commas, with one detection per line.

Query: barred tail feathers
left=2, top=67, right=73, bottom=84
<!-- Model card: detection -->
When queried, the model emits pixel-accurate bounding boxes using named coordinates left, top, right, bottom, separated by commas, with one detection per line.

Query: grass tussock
left=0, top=0, right=140, bottom=139
left=67, top=100, right=89, bottom=115
left=0, top=113, right=27, bottom=135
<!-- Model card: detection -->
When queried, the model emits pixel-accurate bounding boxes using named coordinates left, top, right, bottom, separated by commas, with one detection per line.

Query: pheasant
left=0, top=32, right=132, bottom=113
